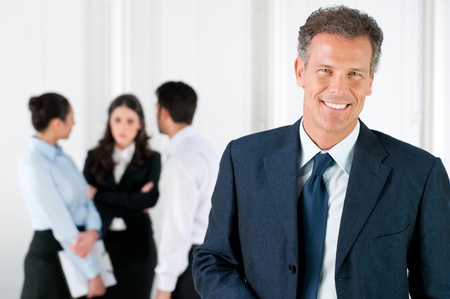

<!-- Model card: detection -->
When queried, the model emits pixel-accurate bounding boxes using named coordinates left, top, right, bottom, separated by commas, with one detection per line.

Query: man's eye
left=349, top=71, right=361, bottom=76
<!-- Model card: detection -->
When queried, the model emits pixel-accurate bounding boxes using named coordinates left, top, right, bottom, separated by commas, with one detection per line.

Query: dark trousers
left=172, top=245, right=200, bottom=299
left=21, top=230, right=87, bottom=299
left=97, top=229, right=157, bottom=299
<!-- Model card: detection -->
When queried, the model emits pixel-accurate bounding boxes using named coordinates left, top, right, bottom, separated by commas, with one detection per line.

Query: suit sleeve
left=94, top=154, right=161, bottom=210
left=192, top=142, right=258, bottom=299
left=83, top=151, right=98, bottom=186
left=408, top=158, right=450, bottom=298
left=84, top=152, right=161, bottom=211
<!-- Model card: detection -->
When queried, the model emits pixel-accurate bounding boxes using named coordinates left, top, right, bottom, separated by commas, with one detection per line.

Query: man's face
left=295, top=32, right=374, bottom=149
left=155, top=103, right=166, bottom=135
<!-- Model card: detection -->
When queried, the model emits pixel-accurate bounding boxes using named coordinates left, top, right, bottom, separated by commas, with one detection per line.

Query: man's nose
left=328, top=74, right=347, bottom=95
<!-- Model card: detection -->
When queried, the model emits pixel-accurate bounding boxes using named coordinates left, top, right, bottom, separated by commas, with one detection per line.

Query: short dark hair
left=156, top=81, right=197, bottom=124
left=28, top=92, right=70, bottom=132
left=298, top=5, right=383, bottom=74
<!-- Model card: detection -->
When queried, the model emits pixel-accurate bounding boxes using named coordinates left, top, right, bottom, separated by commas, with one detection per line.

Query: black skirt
left=21, top=230, right=87, bottom=299
left=97, top=225, right=157, bottom=299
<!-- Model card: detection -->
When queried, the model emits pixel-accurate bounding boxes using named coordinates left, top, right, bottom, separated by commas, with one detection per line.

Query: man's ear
left=160, top=106, right=170, bottom=120
left=366, top=73, right=374, bottom=96
left=294, top=57, right=306, bottom=88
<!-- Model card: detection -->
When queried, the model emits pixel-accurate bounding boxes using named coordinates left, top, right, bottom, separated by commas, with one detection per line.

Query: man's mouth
left=323, top=101, right=348, bottom=110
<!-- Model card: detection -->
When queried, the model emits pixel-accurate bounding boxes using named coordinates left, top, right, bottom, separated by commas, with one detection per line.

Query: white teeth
left=324, top=102, right=347, bottom=110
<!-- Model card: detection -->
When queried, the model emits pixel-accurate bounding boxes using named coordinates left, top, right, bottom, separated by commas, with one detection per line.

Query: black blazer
left=83, top=150, right=161, bottom=241
left=193, top=119, right=450, bottom=299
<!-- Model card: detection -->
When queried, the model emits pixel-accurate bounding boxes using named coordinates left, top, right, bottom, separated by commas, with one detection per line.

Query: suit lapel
left=116, top=153, right=137, bottom=187
left=335, top=121, right=391, bottom=270
left=263, top=120, right=301, bottom=242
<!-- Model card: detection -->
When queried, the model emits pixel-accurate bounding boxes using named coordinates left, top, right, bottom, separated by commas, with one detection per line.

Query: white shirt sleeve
left=155, top=158, right=199, bottom=291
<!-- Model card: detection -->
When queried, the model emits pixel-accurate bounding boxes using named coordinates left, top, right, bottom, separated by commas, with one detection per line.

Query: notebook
left=58, top=240, right=116, bottom=298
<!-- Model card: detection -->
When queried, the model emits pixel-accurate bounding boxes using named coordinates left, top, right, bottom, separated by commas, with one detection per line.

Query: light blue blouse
left=18, top=137, right=101, bottom=279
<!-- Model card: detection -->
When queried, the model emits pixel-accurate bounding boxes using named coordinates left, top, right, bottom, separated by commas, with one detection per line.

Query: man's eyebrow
left=313, top=64, right=333, bottom=68
left=349, top=67, right=368, bottom=72
left=313, top=64, right=369, bottom=73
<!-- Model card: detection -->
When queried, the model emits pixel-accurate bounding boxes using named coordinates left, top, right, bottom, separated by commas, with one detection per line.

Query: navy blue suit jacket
left=193, top=119, right=450, bottom=298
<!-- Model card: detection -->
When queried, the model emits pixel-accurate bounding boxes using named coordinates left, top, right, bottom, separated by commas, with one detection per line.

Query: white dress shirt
left=298, top=120, right=360, bottom=299
left=112, top=142, right=135, bottom=183
left=154, top=126, right=220, bottom=292
left=109, top=143, right=135, bottom=231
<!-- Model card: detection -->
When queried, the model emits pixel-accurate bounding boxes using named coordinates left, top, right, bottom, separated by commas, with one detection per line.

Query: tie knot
left=312, top=153, right=334, bottom=176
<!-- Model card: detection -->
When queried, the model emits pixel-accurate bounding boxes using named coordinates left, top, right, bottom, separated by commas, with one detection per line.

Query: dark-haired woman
left=18, top=93, right=105, bottom=299
left=83, top=94, right=161, bottom=299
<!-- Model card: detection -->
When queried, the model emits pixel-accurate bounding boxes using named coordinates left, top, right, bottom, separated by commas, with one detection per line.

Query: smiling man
left=296, top=33, right=374, bottom=150
left=192, top=5, right=450, bottom=299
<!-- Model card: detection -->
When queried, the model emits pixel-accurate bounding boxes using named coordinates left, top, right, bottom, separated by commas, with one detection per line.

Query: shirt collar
left=112, top=142, right=135, bottom=163
left=299, top=119, right=359, bottom=175
left=163, top=125, right=196, bottom=160
left=30, top=136, right=63, bottom=161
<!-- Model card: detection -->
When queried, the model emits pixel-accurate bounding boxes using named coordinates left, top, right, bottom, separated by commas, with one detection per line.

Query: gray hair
left=297, top=5, right=383, bottom=74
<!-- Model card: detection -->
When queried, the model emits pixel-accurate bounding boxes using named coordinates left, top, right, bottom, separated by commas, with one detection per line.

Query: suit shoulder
left=372, top=130, right=437, bottom=163
left=232, top=123, right=296, bottom=148
left=147, top=150, right=161, bottom=160
left=143, top=151, right=161, bottom=166
left=225, top=122, right=299, bottom=160
left=84, top=149, right=96, bottom=165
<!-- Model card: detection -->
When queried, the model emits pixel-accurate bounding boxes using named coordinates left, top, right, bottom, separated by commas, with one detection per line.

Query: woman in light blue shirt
left=18, top=93, right=105, bottom=299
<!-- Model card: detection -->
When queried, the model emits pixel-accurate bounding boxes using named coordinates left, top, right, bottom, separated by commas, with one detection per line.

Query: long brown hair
left=90, top=94, right=154, bottom=183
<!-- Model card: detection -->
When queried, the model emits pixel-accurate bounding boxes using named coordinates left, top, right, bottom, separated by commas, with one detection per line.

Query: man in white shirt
left=153, top=81, right=219, bottom=299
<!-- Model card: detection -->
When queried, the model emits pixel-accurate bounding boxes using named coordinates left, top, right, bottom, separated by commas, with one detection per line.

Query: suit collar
left=335, top=120, right=391, bottom=269
left=113, top=142, right=135, bottom=164
left=299, top=119, right=360, bottom=176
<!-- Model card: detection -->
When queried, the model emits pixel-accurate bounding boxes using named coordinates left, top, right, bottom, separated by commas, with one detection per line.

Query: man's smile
left=323, top=101, right=349, bottom=110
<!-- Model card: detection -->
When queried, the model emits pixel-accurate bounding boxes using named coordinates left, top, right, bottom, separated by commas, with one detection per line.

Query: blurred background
left=1, top=0, right=449, bottom=297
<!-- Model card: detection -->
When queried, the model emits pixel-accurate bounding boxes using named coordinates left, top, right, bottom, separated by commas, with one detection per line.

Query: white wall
left=130, top=0, right=253, bottom=154
left=267, top=0, right=424, bottom=144
left=431, top=0, right=450, bottom=166
left=0, top=0, right=448, bottom=298
left=0, top=1, right=89, bottom=297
